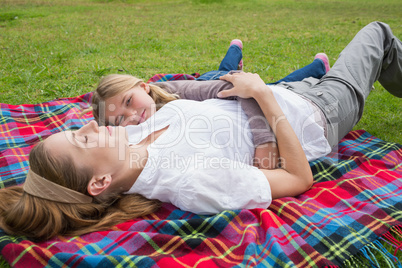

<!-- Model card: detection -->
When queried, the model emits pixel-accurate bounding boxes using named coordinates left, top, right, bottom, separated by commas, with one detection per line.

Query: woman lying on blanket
left=0, top=22, right=400, bottom=242
left=90, top=40, right=330, bottom=169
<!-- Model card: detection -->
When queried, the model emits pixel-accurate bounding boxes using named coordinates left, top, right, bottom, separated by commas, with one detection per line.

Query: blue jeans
left=197, top=44, right=327, bottom=83
left=269, top=59, right=326, bottom=85
left=196, top=45, right=242, bottom=81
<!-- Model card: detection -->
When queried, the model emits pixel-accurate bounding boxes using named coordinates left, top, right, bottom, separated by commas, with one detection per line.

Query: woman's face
left=103, top=83, right=156, bottom=126
left=44, top=120, right=130, bottom=176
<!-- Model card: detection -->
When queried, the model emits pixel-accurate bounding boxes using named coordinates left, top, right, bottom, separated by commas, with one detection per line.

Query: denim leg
left=195, top=45, right=243, bottom=81
left=196, top=70, right=230, bottom=81
left=218, top=45, right=243, bottom=71
left=196, top=45, right=242, bottom=81
left=270, top=59, right=326, bottom=85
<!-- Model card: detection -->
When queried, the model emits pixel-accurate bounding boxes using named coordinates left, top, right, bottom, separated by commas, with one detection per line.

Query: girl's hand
left=218, top=72, right=269, bottom=99
left=254, top=142, right=280, bottom=169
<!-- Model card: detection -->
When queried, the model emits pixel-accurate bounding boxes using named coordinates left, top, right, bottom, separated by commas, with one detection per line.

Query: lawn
left=0, top=0, right=401, bottom=266
left=1, top=0, right=401, bottom=143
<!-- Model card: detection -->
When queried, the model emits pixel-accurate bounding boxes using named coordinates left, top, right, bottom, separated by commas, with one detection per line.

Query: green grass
left=0, top=0, right=401, bottom=144
left=0, top=259, right=9, bottom=267
left=0, top=0, right=401, bottom=267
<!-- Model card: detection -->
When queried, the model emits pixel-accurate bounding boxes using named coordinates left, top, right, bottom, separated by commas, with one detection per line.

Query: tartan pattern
left=0, top=94, right=93, bottom=188
left=1, top=79, right=402, bottom=267
left=147, top=73, right=197, bottom=83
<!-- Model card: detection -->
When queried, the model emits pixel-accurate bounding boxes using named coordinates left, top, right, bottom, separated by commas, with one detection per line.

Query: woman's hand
left=218, top=72, right=269, bottom=99
left=220, top=72, right=313, bottom=200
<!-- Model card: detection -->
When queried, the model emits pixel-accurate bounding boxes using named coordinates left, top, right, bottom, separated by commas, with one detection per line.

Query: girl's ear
left=140, top=82, right=151, bottom=94
left=87, top=174, right=112, bottom=196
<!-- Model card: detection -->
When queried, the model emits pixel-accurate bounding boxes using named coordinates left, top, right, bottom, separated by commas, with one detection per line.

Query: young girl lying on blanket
left=90, top=38, right=329, bottom=128
left=90, top=41, right=330, bottom=168
left=0, top=22, right=400, bottom=242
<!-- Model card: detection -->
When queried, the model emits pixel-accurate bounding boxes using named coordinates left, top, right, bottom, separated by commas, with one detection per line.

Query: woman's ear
left=140, top=82, right=151, bottom=94
left=87, top=175, right=112, bottom=196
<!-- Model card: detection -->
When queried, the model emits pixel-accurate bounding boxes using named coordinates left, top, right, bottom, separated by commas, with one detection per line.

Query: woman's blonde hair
left=0, top=141, right=161, bottom=241
left=90, top=74, right=179, bottom=125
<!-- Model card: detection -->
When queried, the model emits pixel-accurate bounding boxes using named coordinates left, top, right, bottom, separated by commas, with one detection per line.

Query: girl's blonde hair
left=0, top=141, right=161, bottom=241
left=90, top=74, right=179, bottom=125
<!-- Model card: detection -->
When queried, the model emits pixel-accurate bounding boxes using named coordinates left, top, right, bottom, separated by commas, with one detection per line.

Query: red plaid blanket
left=1, top=90, right=402, bottom=267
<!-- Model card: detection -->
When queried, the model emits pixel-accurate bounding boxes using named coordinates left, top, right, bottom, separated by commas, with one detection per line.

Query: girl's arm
left=153, top=80, right=236, bottom=101
left=218, top=72, right=313, bottom=199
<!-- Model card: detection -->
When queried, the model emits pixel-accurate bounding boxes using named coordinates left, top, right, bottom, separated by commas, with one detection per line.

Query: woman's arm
left=218, top=72, right=313, bottom=199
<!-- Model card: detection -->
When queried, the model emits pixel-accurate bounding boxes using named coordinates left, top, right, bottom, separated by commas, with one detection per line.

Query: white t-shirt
left=125, top=85, right=331, bottom=214
left=125, top=98, right=272, bottom=215
left=270, top=85, right=331, bottom=160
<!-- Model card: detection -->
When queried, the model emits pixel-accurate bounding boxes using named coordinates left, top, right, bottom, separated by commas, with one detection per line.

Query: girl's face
left=104, top=83, right=156, bottom=126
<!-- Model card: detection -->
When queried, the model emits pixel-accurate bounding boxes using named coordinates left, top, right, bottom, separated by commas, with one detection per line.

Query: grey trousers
left=280, top=22, right=402, bottom=147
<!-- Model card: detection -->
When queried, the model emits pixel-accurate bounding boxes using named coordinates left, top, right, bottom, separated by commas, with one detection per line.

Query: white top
left=270, top=85, right=331, bottom=160
left=124, top=85, right=331, bottom=214
left=125, top=98, right=272, bottom=215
